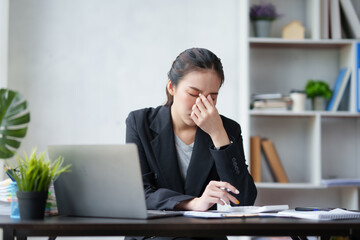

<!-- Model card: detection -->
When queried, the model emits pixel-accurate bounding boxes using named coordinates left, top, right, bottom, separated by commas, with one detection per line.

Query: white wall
left=8, top=0, right=241, bottom=154
left=0, top=0, right=8, bottom=88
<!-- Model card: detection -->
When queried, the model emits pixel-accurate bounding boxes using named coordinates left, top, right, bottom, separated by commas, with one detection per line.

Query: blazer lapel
left=149, top=106, right=184, bottom=193
left=184, top=128, right=214, bottom=196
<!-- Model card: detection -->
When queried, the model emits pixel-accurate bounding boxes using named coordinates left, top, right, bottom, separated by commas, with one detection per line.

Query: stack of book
left=320, top=0, right=360, bottom=39
left=0, top=178, right=12, bottom=216
left=251, top=93, right=292, bottom=111
left=250, top=136, right=289, bottom=183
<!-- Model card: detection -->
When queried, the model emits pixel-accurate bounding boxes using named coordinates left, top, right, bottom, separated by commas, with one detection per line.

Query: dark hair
left=165, top=48, right=225, bottom=106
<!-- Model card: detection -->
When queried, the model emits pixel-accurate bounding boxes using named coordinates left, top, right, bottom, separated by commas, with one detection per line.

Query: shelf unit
left=240, top=0, right=360, bottom=209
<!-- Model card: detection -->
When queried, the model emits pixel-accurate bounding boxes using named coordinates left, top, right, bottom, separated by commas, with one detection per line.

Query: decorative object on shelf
left=305, top=80, right=332, bottom=111
left=0, top=88, right=30, bottom=159
left=5, top=148, right=71, bottom=220
left=250, top=3, right=281, bottom=38
left=289, top=90, right=306, bottom=112
left=282, top=21, right=305, bottom=40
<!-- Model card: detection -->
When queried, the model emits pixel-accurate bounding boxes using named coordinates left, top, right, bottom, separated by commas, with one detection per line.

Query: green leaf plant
left=6, top=148, right=71, bottom=192
left=305, top=80, right=332, bottom=100
left=0, top=88, right=30, bottom=159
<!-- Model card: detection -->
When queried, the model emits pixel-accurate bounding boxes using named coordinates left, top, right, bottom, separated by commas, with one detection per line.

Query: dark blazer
left=126, top=105, right=257, bottom=210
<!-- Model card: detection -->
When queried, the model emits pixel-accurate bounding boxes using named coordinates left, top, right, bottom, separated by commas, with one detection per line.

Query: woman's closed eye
left=188, top=92, right=199, bottom=97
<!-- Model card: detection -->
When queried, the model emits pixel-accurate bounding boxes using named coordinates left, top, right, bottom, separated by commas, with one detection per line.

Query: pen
left=3, top=166, right=16, bottom=182
left=220, top=187, right=231, bottom=192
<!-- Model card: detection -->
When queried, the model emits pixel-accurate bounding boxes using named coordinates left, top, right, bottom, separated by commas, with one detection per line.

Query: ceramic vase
left=252, top=20, right=271, bottom=37
left=312, top=97, right=326, bottom=111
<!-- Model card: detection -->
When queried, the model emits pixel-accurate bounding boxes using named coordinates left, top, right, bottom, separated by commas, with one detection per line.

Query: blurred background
left=2, top=0, right=243, bottom=154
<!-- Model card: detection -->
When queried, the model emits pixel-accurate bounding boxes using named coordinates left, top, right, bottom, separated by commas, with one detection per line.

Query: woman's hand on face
left=190, top=94, right=230, bottom=148
left=191, top=94, right=221, bottom=134
left=184, top=180, right=240, bottom=211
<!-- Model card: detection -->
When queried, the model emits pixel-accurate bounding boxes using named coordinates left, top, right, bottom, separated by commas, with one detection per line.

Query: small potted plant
left=250, top=2, right=281, bottom=37
left=305, top=80, right=332, bottom=110
left=6, top=148, right=71, bottom=220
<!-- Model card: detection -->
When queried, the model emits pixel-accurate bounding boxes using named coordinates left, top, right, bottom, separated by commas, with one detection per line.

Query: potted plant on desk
left=6, top=148, right=71, bottom=220
left=305, top=80, right=332, bottom=110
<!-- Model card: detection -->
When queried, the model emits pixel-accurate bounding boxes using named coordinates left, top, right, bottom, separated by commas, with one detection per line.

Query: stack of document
left=0, top=178, right=12, bottom=216
left=184, top=205, right=289, bottom=218
left=184, top=205, right=360, bottom=220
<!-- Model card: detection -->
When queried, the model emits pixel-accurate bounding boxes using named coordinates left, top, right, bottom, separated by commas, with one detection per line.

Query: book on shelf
left=252, top=100, right=290, bottom=110
left=320, top=0, right=330, bottom=39
left=337, top=77, right=350, bottom=110
left=306, top=0, right=321, bottom=39
left=319, top=0, right=360, bottom=39
left=330, top=0, right=342, bottom=39
left=251, top=93, right=283, bottom=100
left=261, top=138, right=289, bottom=183
left=357, top=42, right=360, bottom=113
left=327, top=67, right=351, bottom=111
left=250, top=136, right=261, bottom=182
left=339, top=0, right=360, bottom=38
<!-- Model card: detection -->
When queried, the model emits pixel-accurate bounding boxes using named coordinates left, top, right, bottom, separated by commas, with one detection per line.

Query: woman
left=126, top=48, right=257, bottom=215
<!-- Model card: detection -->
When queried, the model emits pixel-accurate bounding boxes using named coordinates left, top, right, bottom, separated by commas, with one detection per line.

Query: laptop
left=47, top=144, right=183, bottom=219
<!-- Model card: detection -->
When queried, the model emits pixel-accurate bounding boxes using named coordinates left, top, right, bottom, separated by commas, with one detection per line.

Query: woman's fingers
left=199, top=93, right=214, bottom=110
left=196, top=95, right=207, bottom=112
left=207, top=181, right=240, bottom=205
left=210, top=187, right=240, bottom=205
left=215, top=181, right=240, bottom=195
left=191, top=104, right=201, bottom=118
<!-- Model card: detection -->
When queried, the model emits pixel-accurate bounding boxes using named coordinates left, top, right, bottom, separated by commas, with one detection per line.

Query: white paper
left=277, top=208, right=360, bottom=220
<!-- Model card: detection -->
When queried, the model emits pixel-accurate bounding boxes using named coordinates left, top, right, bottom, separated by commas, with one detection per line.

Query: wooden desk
left=1, top=215, right=360, bottom=240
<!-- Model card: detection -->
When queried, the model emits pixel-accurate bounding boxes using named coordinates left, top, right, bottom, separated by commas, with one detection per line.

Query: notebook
left=47, top=144, right=183, bottom=219
left=277, top=208, right=360, bottom=220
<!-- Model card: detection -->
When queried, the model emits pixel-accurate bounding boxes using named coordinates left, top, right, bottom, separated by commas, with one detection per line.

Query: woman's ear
left=167, top=80, right=175, bottom=96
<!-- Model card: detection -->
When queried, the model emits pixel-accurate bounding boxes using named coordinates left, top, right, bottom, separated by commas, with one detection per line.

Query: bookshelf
left=240, top=0, right=360, bottom=209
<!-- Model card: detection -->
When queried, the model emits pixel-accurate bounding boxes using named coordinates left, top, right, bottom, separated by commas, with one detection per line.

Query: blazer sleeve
left=125, top=111, right=194, bottom=210
left=210, top=119, right=257, bottom=206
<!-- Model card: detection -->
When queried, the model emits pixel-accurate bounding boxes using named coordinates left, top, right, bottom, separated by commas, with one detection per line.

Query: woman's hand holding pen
left=190, top=94, right=230, bottom=148
left=177, top=181, right=240, bottom=211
